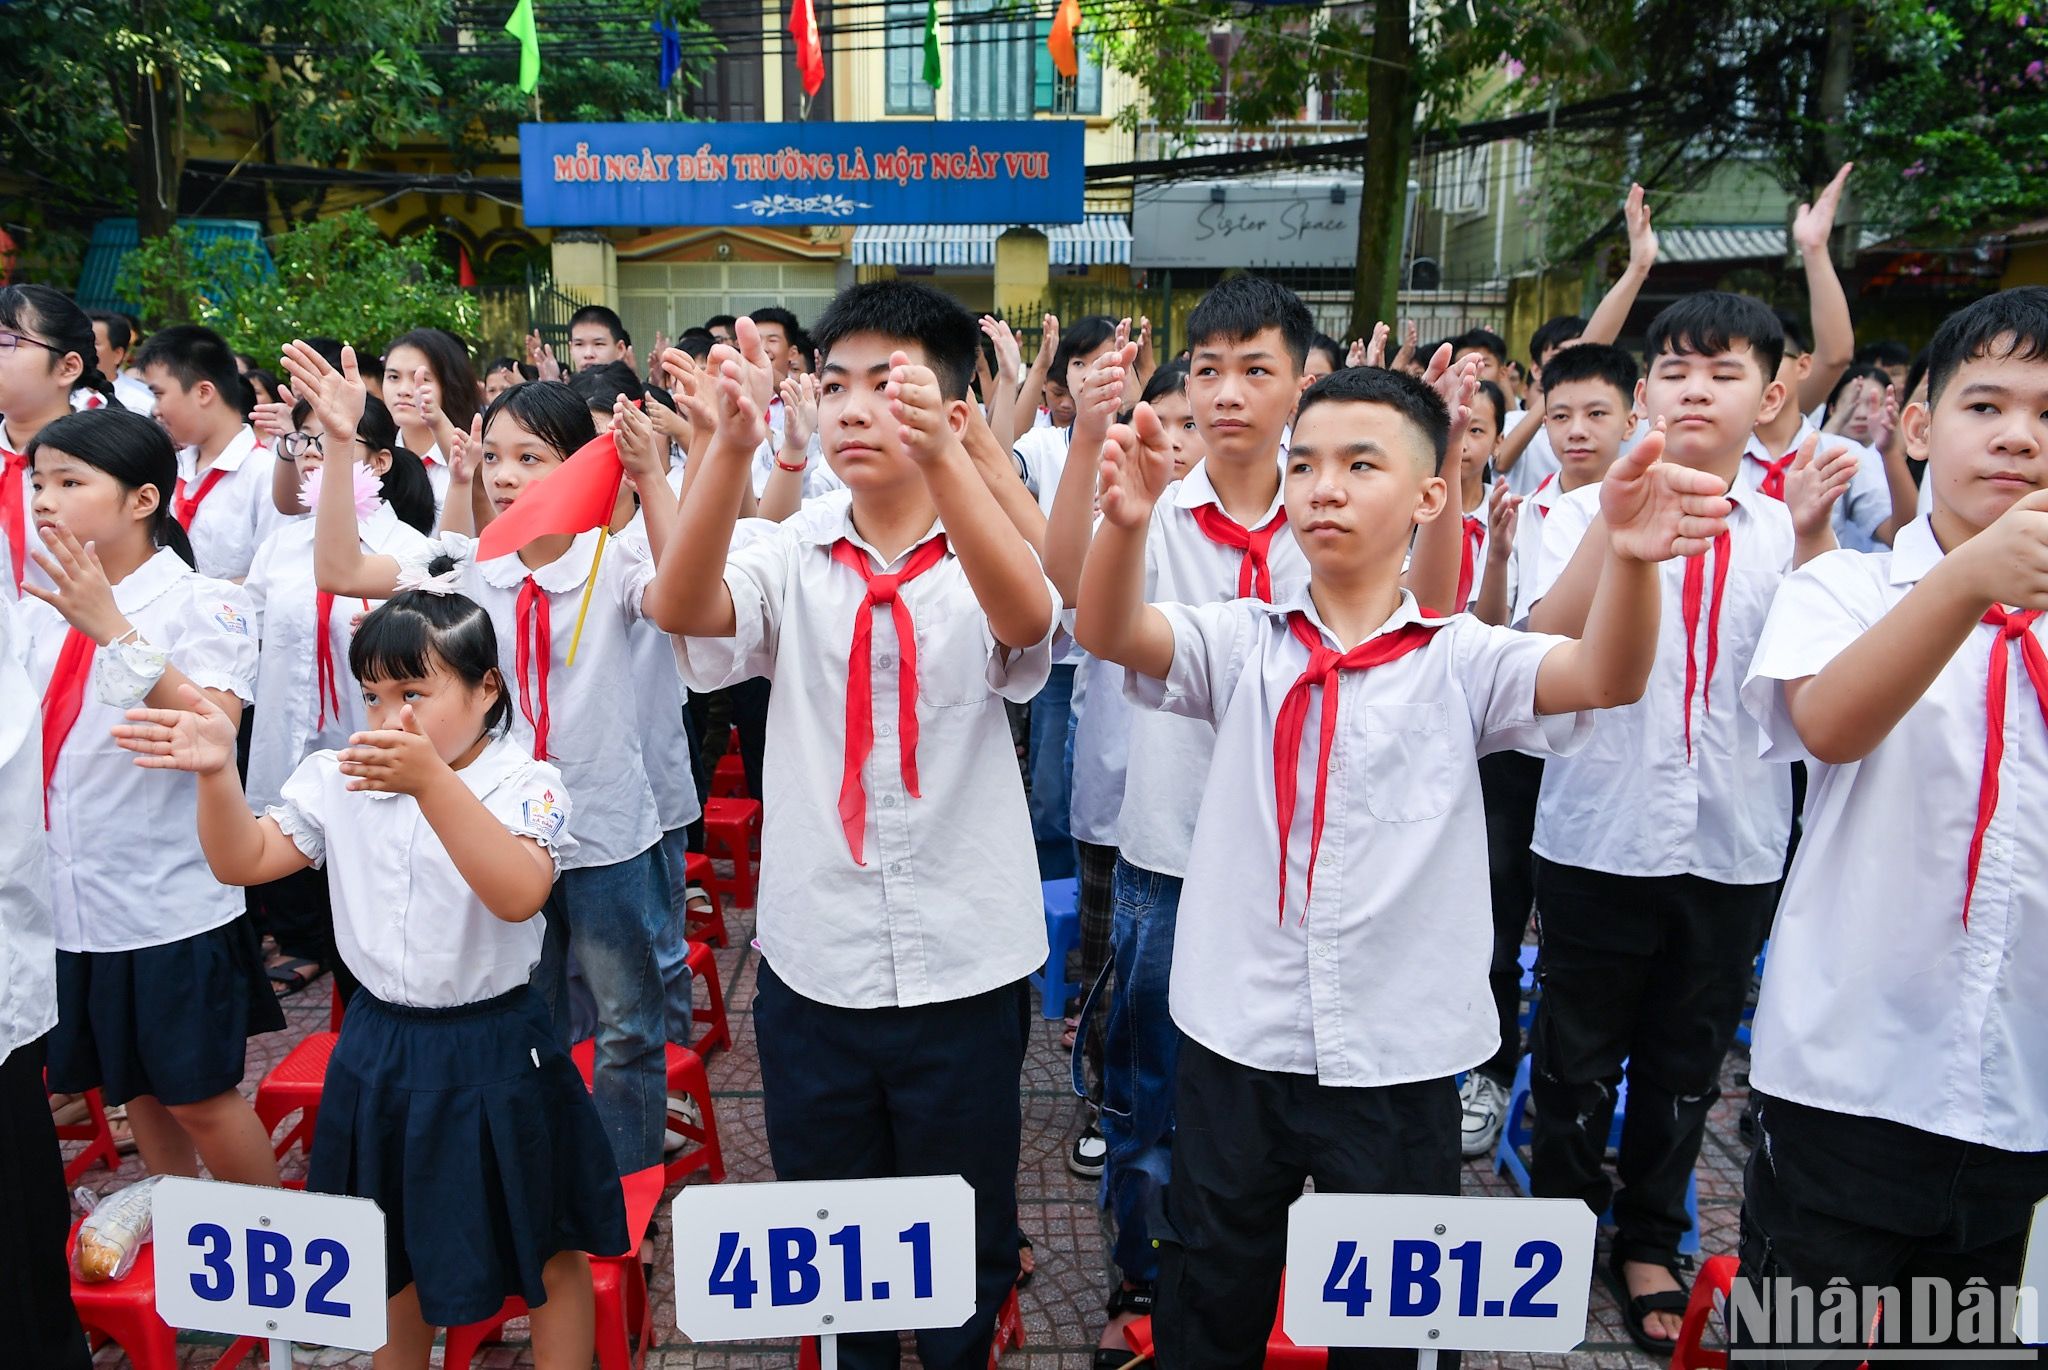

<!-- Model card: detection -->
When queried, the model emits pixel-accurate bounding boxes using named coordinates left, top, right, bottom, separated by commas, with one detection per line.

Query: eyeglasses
left=0, top=331, right=56, bottom=354
left=278, top=432, right=366, bottom=460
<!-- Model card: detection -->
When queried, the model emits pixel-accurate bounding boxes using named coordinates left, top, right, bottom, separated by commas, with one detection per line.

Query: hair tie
left=394, top=564, right=464, bottom=597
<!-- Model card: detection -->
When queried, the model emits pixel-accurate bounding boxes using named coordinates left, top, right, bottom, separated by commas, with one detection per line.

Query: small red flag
left=475, top=430, right=626, bottom=561
left=1048, top=0, right=1081, bottom=79
left=458, top=243, right=477, bottom=288
left=790, top=0, right=825, bottom=99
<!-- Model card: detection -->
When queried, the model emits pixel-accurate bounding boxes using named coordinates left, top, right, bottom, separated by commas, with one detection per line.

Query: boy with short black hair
left=134, top=324, right=287, bottom=582
left=1734, top=284, right=2048, bottom=1365
left=1524, top=291, right=1841, bottom=1353
left=568, top=305, right=631, bottom=372
left=649, top=279, right=1055, bottom=1370
left=86, top=310, right=154, bottom=416
left=1078, top=362, right=1727, bottom=1370
left=704, top=313, right=738, bottom=346
left=1452, top=327, right=1510, bottom=382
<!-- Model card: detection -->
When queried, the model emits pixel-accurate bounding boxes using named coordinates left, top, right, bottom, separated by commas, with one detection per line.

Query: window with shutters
left=885, top=0, right=935, bottom=115
left=1032, top=24, right=1101, bottom=114
left=952, top=0, right=1033, bottom=120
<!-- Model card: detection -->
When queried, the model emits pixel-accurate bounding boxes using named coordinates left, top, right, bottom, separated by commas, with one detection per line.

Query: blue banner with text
left=520, top=121, right=1085, bottom=227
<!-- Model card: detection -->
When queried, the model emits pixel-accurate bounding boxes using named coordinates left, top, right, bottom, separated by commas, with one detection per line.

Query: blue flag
left=653, top=19, right=684, bottom=91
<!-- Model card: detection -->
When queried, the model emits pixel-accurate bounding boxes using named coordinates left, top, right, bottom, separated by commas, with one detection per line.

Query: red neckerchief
left=0, top=446, right=27, bottom=593
left=1751, top=448, right=1796, bottom=501
left=829, top=534, right=950, bottom=865
left=1679, top=514, right=1735, bottom=764
left=1963, top=607, right=2048, bottom=928
left=1272, top=611, right=1444, bottom=922
left=1455, top=513, right=1486, bottom=608
left=1191, top=502, right=1286, bottom=601
left=40, top=628, right=96, bottom=826
left=172, top=468, right=229, bottom=527
left=514, top=576, right=553, bottom=760
left=1532, top=472, right=1557, bottom=520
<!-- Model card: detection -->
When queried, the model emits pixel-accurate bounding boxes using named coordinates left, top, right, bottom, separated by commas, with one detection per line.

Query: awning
left=851, top=215, right=1131, bottom=268
left=1660, top=225, right=1889, bottom=264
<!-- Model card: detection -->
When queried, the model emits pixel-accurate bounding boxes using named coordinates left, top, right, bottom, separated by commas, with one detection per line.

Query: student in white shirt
left=1076, top=363, right=1727, bottom=1370
left=16, top=406, right=280, bottom=1190
left=242, top=395, right=438, bottom=1000
left=0, top=286, right=123, bottom=602
left=298, top=347, right=683, bottom=1179
left=1452, top=379, right=1509, bottom=618
left=134, top=325, right=289, bottom=582
left=650, top=285, right=1056, bottom=1370
left=381, top=329, right=480, bottom=516
left=1523, top=294, right=1852, bottom=1352
left=118, top=584, right=627, bottom=1370
left=87, top=311, right=155, bottom=416
left=1732, top=287, right=2048, bottom=1363
left=1462, top=343, right=1641, bottom=1159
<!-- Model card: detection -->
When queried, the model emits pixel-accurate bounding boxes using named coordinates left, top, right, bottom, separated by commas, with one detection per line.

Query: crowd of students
left=2, top=167, right=2045, bottom=1370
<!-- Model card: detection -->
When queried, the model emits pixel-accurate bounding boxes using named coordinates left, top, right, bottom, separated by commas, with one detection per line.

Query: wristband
left=774, top=456, right=808, bottom=473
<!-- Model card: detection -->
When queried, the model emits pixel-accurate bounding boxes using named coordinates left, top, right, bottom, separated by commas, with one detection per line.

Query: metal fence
left=525, top=264, right=598, bottom=354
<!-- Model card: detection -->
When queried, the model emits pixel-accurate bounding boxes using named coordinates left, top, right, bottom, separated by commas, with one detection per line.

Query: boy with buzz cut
left=1077, top=364, right=1731, bottom=1370
left=1733, top=287, right=2048, bottom=1365
left=1524, top=292, right=1855, bottom=1354
left=133, top=324, right=288, bottom=583
left=568, top=304, right=632, bottom=372
left=648, top=280, right=1055, bottom=1370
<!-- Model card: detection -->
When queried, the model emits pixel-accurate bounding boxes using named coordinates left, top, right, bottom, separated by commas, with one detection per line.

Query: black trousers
left=0, top=1036, right=92, bottom=1370
left=1733, top=1093, right=2048, bottom=1367
left=1477, top=751, right=1543, bottom=1085
left=753, top=962, right=1028, bottom=1370
left=1155, top=1037, right=1462, bottom=1370
left=1529, top=858, right=1774, bottom=1266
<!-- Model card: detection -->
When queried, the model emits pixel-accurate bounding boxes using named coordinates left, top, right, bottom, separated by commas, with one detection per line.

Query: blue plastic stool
left=1517, top=942, right=1539, bottom=1031
left=1734, top=940, right=1769, bottom=1049
left=1029, top=878, right=1081, bottom=1020
left=1494, top=1054, right=1700, bottom=1255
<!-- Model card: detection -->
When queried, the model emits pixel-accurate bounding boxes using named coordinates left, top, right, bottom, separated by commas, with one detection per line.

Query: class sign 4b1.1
left=1284, top=1193, right=1596, bottom=1354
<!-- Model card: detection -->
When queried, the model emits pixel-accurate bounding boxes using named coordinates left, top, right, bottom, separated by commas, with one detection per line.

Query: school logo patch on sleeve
left=213, top=604, right=250, bottom=636
left=521, top=790, right=566, bottom=842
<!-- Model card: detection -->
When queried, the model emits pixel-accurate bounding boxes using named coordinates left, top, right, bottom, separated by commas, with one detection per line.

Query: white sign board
left=1285, top=1193, right=1596, bottom=1353
left=1131, top=178, right=1361, bottom=270
left=153, top=1178, right=388, bottom=1353
left=674, top=1176, right=976, bottom=1341
left=2018, top=1196, right=2048, bottom=1343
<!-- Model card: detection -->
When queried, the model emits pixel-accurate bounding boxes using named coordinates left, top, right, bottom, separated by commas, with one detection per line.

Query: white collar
left=112, top=546, right=192, bottom=615
left=1888, top=516, right=1944, bottom=588
left=1255, top=585, right=1450, bottom=647
left=792, top=488, right=946, bottom=569
left=1170, top=458, right=1288, bottom=527
left=476, top=525, right=605, bottom=594
left=180, top=425, right=260, bottom=479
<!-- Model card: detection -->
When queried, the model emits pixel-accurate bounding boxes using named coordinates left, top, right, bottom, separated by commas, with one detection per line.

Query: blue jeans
left=654, top=827, right=699, bottom=1046
left=1029, top=663, right=1077, bottom=881
left=534, top=846, right=670, bottom=1174
left=1099, top=857, right=1182, bottom=1284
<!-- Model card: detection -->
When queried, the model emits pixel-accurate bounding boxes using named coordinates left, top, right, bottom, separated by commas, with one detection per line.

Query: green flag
left=505, top=0, right=540, bottom=94
left=921, top=0, right=942, bottom=89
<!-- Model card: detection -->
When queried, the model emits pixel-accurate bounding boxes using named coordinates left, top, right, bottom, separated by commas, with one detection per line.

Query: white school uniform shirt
left=1142, top=589, right=1593, bottom=1085
left=1506, top=424, right=1561, bottom=498
left=111, top=375, right=155, bottom=417
left=1740, top=520, right=2048, bottom=1150
left=749, top=431, right=844, bottom=501
left=672, top=489, right=1056, bottom=1009
left=1013, top=423, right=1071, bottom=507
left=1737, top=422, right=1890, bottom=552
left=177, top=426, right=293, bottom=582
left=1116, top=460, right=1311, bottom=878
left=242, top=504, right=433, bottom=813
left=20, top=548, right=258, bottom=951
left=614, top=516, right=702, bottom=836
left=415, top=443, right=451, bottom=516
left=1508, top=473, right=1567, bottom=627
left=1067, top=640, right=1131, bottom=847
left=1528, top=482, right=1794, bottom=884
left=403, top=528, right=662, bottom=871
left=270, top=735, right=576, bottom=1008
left=0, top=605, right=57, bottom=1062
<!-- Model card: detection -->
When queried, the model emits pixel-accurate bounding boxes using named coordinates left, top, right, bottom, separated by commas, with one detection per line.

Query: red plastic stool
left=570, top=1040, right=725, bottom=1186
left=686, top=939, right=732, bottom=1057
left=70, top=1218, right=178, bottom=1370
left=1670, top=1254, right=1739, bottom=1370
left=253, top=1031, right=339, bottom=1172
left=701, top=797, right=762, bottom=909
left=683, top=851, right=729, bottom=948
left=1122, top=1273, right=1326, bottom=1369
left=441, top=1164, right=666, bottom=1370
left=712, top=752, right=749, bottom=800
left=798, top=1283, right=1026, bottom=1369
left=56, top=1087, right=121, bottom=1184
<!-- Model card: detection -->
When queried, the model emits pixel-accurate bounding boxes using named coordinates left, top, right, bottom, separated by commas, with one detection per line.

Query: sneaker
left=664, top=1093, right=702, bottom=1152
left=1068, top=1118, right=1106, bottom=1179
left=1459, top=1073, right=1509, bottom=1158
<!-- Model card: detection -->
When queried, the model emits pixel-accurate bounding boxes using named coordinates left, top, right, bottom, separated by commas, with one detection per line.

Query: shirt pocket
left=913, top=613, right=995, bottom=709
left=1362, top=702, right=1454, bottom=822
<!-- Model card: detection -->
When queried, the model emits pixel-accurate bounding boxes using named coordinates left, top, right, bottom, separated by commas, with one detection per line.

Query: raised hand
left=1599, top=422, right=1734, bottom=562
left=526, top=330, right=561, bottom=382
left=710, top=356, right=767, bottom=452
left=1393, top=318, right=1419, bottom=371
left=980, top=316, right=1024, bottom=383
left=444, top=412, right=484, bottom=486
left=1074, top=337, right=1138, bottom=442
left=24, top=524, right=128, bottom=643
left=252, top=384, right=295, bottom=442
left=1823, top=377, right=1868, bottom=436
left=1134, top=315, right=1155, bottom=373
left=1097, top=403, right=1175, bottom=530
left=279, top=341, right=368, bottom=444
left=1783, top=432, right=1859, bottom=538
left=1956, top=488, right=2048, bottom=610
left=886, top=352, right=958, bottom=468
left=112, top=683, right=237, bottom=774
left=1037, top=314, right=1061, bottom=372
left=1624, top=182, right=1658, bottom=275
left=612, top=395, right=663, bottom=485
left=1365, top=321, right=1392, bottom=370
left=1792, top=163, right=1853, bottom=256
left=1428, top=351, right=1479, bottom=432
left=339, top=704, right=449, bottom=796
left=1871, top=383, right=1900, bottom=455
left=1487, top=477, right=1521, bottom=564
left=730, top=316, right=777, bottom=415
left=779, top=372, right=820, bottom=453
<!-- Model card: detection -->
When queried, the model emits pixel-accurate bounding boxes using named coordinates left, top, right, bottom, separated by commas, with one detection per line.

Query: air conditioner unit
left=1408, top=257, right=1442, bottom=291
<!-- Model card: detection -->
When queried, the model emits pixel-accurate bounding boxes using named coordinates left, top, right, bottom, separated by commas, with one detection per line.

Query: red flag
left=458, top=243, right=477, bottom=288
left=790, top=0, right=825, bottom=99
left=1048, top=0, right=1081, bottom=79
left=476, top=430, right=626, bottom=561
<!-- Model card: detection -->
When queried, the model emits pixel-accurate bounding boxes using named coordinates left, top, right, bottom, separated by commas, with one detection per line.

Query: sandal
left=266, top=955, right=325, bottom=997
left=1603, top=1248, right=1688, bottom=1356
left=1016, top=1232, right=1035, bottom=1290
left=1094, top=1284, right=1154, bottom=1370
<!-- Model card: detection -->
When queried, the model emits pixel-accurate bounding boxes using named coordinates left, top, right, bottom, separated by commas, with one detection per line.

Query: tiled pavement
left=73, top=902, right=1753, bottom=1368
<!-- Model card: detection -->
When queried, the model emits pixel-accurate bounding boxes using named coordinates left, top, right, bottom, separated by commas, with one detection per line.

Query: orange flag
left=790, top=0, right=825, bottom=99
left=1048, top=0, right=1081, bottom=79
left=476, top=430, right=626, bottom=561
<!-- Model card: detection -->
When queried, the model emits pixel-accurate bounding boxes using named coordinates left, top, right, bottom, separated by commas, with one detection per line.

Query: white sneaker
left=664, top=1093, right=702, bottom=1152
left=1459, top=1073, right=1509, bottom=1158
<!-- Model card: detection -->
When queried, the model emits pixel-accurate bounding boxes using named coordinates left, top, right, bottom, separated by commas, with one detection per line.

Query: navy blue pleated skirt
left=306, top=986, right=629, bottom=1328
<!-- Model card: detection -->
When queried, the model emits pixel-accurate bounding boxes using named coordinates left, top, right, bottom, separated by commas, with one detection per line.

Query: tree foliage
left=116, top=209, right=479, bottom=361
